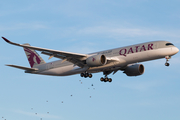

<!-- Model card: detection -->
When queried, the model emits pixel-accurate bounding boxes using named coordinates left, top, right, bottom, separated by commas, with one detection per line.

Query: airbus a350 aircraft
left=2, top=37, right=179, bottom=82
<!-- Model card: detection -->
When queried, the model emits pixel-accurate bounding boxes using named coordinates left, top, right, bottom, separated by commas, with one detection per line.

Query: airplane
left=2, top=37, right=179, bottom=82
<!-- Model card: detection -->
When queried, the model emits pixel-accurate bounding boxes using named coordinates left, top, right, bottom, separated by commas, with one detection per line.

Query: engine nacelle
left=124, top=64, right=145, bottom=76
left=86, top=54, right=107, bottom=67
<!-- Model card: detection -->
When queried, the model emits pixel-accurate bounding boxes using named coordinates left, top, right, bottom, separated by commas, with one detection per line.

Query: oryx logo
left=92, top=57, right=96, bottom=62
left=24, top=48, right=41, bottom=68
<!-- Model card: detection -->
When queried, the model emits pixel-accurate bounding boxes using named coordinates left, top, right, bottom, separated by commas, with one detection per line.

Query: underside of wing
left=41, top=51, right=86, bottom=67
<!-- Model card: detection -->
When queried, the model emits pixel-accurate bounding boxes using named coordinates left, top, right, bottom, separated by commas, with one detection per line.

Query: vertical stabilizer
left=23, top=43, right=46, bottom=68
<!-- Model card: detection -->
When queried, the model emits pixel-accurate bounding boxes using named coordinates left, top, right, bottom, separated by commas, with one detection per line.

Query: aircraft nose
left=173, top=47, right=179, bottom=54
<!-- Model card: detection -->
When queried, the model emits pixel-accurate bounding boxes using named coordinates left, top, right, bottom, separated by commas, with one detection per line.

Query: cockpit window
left=166, top=43, right=174, bottom=46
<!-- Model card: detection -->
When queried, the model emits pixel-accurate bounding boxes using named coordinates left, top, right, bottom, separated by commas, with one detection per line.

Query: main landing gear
left=80, top=72, right=92, bottom=78
left=100, top=77, right=112, bottom=82
left=100, top=71, right=113, bottom=83
left=165, top=56, right=171, bottom=66
left=80, top=71, right=113, bottom=83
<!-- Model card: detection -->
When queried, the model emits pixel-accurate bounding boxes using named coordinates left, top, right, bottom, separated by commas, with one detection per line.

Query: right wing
left=2, top=37, right=87, bottom=68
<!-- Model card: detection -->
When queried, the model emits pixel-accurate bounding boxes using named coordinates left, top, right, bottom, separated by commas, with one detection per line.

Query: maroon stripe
left=2, top=37, right=10, bottom=43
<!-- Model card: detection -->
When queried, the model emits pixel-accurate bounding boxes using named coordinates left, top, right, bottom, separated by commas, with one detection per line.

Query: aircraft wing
left=2, top=37, right=87, bottom=67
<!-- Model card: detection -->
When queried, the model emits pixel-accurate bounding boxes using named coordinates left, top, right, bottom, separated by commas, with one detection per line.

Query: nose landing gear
left=165, top=62, right=170, bottom=66
left=165, top=56, right=171, bottom=66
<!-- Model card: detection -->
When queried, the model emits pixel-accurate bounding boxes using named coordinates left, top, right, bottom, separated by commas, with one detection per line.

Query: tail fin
left=23, top=43, right=46, bottom=68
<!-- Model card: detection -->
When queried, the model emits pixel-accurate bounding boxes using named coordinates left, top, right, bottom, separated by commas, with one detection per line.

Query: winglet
left=2, top=37, right=10, bottom=43
left=2, top=37, right=21, bottom=46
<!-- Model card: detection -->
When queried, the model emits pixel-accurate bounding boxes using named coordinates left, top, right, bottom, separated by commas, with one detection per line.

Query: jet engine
left=124, top=64, right=145, bottom=76
left=86, top=54, right=107, bottom=67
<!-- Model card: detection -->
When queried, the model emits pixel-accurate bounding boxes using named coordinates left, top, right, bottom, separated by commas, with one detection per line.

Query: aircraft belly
left=38, top=65, right=89, bottom=76
left=88, top=60, right=125, bottom=73
left=62, top=65, right=89, bottom=76
left=38, top=65, right=74, bottom=76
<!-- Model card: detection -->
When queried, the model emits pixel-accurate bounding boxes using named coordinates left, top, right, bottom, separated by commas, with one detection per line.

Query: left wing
left=2, top=37, right=87, bottom=67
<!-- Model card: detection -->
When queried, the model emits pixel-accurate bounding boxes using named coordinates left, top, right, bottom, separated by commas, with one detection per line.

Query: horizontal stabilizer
left=6, top=64, right=38, bottom=71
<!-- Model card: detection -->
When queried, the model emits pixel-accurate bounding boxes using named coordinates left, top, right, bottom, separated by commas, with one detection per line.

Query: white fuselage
left=30, top=41, right=179, bottom=76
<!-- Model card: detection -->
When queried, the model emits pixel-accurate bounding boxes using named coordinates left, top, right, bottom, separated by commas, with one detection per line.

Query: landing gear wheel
left=108, top=78, right=112, bottom=82
left=80, top=73, right=84, bottom=77
left=89, top=74, right=92, bottom=78
left=165, top=63, right=170, bottom=66
left=100, top=77, right=104, bottom=82
left=104, top=78, right=108, bottom=82
left=85, top=73, right=89, bottom=78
